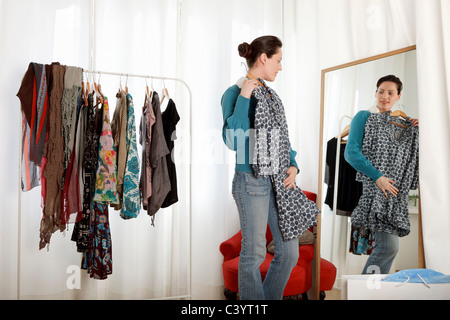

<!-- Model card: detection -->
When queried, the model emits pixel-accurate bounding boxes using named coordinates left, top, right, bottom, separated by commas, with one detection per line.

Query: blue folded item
left=383, top=269, right=450, bottom=284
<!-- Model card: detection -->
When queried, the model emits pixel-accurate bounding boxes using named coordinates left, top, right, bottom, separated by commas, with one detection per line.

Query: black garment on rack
left=147, top=92, right=171, bottom=220
left=161, top=99, right=180, bottom=208
left=71, top=93, right=103, bottom=252
left=324, top=137, right=362, bottom=216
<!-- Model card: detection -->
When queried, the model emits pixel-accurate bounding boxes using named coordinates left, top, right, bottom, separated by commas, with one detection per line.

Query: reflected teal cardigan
left=344, top=110, right=383, bottom=182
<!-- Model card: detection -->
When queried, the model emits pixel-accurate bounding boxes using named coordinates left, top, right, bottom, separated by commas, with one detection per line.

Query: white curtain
left=415, top=0, right=450, bottom=274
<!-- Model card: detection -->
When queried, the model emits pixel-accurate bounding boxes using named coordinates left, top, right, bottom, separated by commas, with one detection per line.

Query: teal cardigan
left=221, top=84, right=299, bottom=173
left=344, top=110, right=383, bottom=182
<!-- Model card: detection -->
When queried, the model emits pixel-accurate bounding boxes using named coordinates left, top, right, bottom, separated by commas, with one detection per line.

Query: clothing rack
left=17, top=68, right=193, bottom=300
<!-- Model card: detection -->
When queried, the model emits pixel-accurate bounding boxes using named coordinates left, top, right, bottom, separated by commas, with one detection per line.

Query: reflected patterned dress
left=351, top=112, right=419, bottom=237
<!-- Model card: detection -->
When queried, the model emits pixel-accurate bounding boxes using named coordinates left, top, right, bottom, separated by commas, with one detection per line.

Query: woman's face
left=375, top=81, right=401, bottom=113
left=262, top=48, right=283, bottom=82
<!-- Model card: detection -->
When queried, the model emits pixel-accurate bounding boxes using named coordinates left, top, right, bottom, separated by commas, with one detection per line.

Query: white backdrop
left=1, top=0, right=449, bottom=300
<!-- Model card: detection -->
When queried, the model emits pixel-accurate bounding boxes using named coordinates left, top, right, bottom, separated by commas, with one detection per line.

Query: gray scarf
left=252, top=79, right=319, bottom=241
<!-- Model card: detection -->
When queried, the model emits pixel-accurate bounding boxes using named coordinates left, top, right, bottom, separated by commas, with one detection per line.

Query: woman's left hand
left=410, top=118, right=419, bottom=127
left=284, top=166, right=298, bottom=190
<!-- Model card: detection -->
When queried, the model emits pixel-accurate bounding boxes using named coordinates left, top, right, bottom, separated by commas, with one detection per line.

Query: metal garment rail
left=17, top=69, right=193, bottom=300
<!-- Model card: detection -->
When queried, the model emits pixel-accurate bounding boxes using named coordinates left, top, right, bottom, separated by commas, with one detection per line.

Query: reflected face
left=375, top=81, right=401, bottom=113
left=263, top=48, right=283, bottom=82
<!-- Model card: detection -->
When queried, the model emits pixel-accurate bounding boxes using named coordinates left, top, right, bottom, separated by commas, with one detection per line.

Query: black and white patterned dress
left=351, top=112, right=419, bottom=237
left=252, top=80, right=319, bottom=241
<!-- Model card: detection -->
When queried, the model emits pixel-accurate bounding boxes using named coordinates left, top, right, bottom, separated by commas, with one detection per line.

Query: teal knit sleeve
left=221, top=85, right=251, bottom=151
left=289, top=145, right=299, bottom=174
left=344, top=110, right=383, bottom=182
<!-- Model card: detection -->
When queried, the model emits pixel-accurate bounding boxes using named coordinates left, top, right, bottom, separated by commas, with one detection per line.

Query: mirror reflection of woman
left=345, top=75, right=419, bottom=275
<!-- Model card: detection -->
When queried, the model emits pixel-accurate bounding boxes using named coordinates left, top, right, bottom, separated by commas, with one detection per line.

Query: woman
left=221, top=36, right=319, bottom=299
left=345, top=75, right=419, bottom=274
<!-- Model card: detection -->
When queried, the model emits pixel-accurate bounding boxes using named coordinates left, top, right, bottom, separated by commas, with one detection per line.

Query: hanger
left=160, top=78, right=170, bottom=104
left=389, top=110, right=408, bottom=128
left=247, top=72, right=266, bottom=88
left=145, top=77, right=153, bottom=100
left=241, top=61, right=249, bottom=73
left=125, top=74, right=129, bottom=94
left=94, top=72, right=104, bottom=104
left=118, top=74, right=123, bottom=94
left=81, top=71, right=88, bottom=106
left=143, top=77, right=153, bottom=111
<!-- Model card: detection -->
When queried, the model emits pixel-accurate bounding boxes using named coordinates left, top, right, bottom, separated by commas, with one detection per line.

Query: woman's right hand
left=375, top=176, right=399, bottom=199
left=240, top=79, right=259, bottom=99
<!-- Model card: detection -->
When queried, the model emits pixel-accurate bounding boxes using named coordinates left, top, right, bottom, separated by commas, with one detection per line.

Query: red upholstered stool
left=320, top=258, right=337, bottom=292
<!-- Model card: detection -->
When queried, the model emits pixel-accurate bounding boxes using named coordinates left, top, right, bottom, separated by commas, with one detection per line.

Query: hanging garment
left=120, top=93, right=141, bottom=219
left=351, top=112, right=419, bottom=237
left=17, top=63, right=48, bottom=190
left=61, top=66, right=83, bottom=170
left=81, top=202, right=113, bottom=280
left=61, top=67, right=83, bottom=224
left=61, top=111, right=81, bottom=225
left=17, top=63, right=49, bottom=167
left=111, top=91, right=128, bottom=211
left=161, top=98, right=180, bottom=208
left=139, top=94, right=156, bottom=210
left=93, top=97, right=118, bottom=204
left=71, top=93, right=102, bottom=252
left=324, top=137, right=363, bottom=216
left=20, top=111, right=41, bottom=191
left=39, top=63, right=66, bottom=250
left=83, top=98, right=115, bottom=279
left=75, top=99, right=87, bottom=216
left=147, top=91, right=171, bottom=222
left=252, top=79, right=319, bottom=241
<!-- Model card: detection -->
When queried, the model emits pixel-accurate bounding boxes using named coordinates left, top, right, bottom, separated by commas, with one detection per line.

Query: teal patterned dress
left=121, top=94, right=141, bottom=219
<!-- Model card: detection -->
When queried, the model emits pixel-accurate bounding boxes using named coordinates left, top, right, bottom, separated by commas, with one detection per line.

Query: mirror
left=315, top=46, right=423, bottom=298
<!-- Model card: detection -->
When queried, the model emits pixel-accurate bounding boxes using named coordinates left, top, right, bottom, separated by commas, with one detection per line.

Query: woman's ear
left=259, top=53, right=268, bottom=65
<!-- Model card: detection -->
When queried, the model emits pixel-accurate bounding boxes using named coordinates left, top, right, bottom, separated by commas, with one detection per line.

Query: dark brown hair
left=238, top=36, right=282, bottom=68
left=376, top=75, right=403, bottom=94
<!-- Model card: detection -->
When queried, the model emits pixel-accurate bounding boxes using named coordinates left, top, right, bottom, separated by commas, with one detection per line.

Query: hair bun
left=238, top=42, right=252, bottom=59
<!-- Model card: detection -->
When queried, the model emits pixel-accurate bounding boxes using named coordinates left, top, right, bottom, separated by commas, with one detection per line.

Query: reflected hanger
left=339, top=124, right=350, bottom=144
left=390, top=110, right=408, bottom=128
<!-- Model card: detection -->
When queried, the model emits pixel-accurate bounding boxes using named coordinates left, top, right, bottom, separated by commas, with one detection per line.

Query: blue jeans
left=362, top=231, right=399, bottom=274
left=232, top=171, right=299, bottom=300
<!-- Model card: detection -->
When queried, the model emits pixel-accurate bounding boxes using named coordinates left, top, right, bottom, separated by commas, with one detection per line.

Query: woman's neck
left=247, top=68, right=264, bottom=80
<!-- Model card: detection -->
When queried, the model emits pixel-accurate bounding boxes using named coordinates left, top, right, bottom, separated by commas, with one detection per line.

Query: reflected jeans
left=232, top=171, right=299, bottom=300
left=362, top=231, right=399, bottom=274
